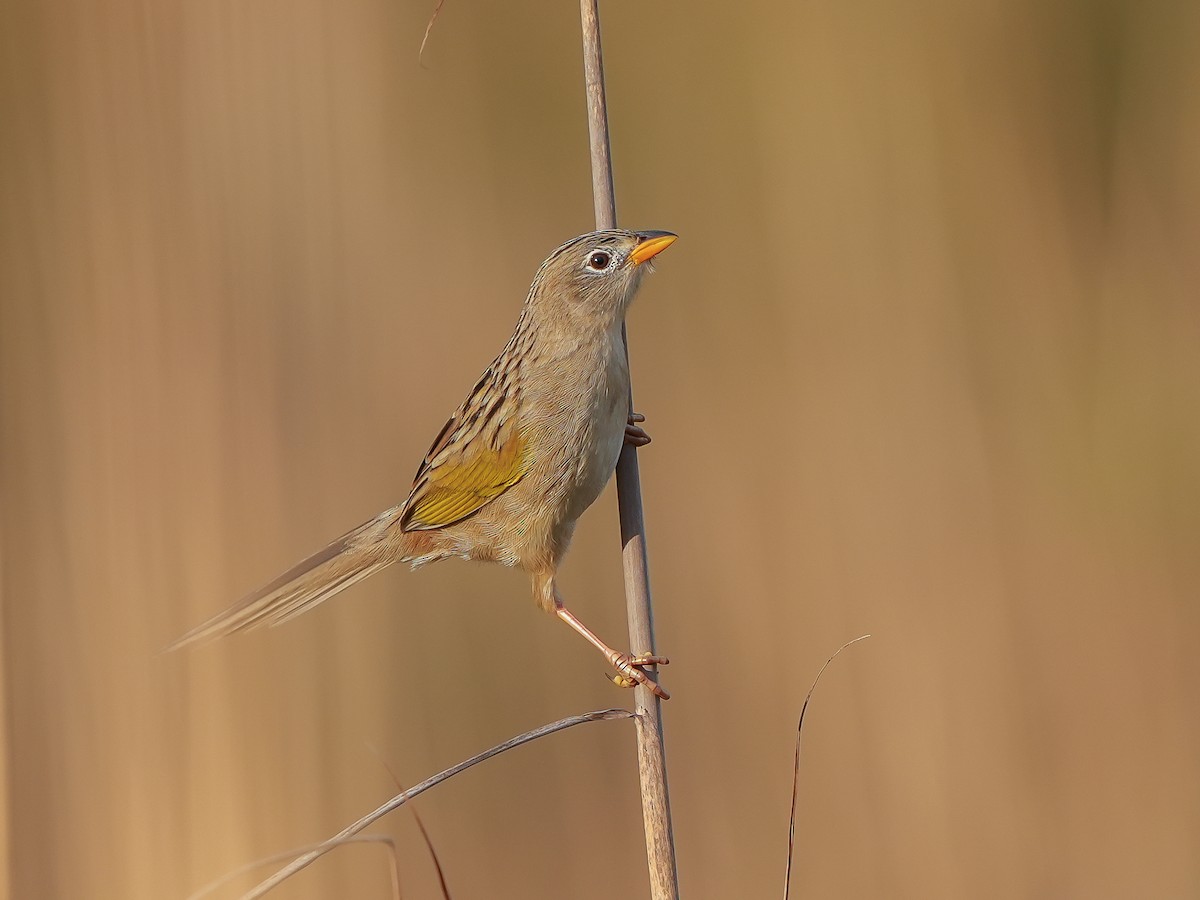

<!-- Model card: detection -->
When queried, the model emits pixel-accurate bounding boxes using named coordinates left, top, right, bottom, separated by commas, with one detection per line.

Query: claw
left=610, top=651, right=670, bottom=700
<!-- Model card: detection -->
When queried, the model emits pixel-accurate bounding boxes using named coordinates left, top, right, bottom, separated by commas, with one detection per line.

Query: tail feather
left=168, top=507, right=406, bottom=651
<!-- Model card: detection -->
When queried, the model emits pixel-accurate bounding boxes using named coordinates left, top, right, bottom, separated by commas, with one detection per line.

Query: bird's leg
left=554, top=603, right=670, bottom=699
left=533, top=571, right=669, bottom=699
left=624, top=412, right=651, bottom=447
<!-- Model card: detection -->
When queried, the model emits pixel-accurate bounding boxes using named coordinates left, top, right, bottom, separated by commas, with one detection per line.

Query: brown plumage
left=170, top=229, right=676, bottom=698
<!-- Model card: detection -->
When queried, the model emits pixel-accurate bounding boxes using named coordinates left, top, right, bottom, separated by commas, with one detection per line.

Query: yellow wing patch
left=401, top=426, right=528, bottom=531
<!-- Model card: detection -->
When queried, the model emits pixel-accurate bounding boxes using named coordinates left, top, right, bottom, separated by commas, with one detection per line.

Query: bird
left=170, top=228, right=677, bottom=699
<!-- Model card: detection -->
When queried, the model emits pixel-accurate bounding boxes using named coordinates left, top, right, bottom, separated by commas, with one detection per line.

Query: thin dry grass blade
left=242, top=708, right=634, bottom=899
left=783, top=635, right=871, bottom=900
left=418, top=0, right=448, bottom=67
left=369, top=744, right=453, bottom=900
left=185, top=835, right=402, bottom=900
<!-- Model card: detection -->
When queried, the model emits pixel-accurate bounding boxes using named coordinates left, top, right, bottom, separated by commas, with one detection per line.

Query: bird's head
left=526, top=229, right=677, bottom=331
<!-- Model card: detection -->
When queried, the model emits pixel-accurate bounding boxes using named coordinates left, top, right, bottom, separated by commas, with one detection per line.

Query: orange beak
left=629, top=231, right=678, bottom=266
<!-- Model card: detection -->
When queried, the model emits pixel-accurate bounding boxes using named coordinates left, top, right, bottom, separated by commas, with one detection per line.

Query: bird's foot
left=609, top=651, right=671, bottom=699
left=625, top=412, right=651, bottom=447
left=551, top=599, right=671, bottom=700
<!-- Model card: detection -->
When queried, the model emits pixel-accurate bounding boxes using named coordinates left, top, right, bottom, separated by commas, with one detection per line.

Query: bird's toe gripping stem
left=624, top=412, right=652, bottom=447
left=609, top=651, right=671, bottom=699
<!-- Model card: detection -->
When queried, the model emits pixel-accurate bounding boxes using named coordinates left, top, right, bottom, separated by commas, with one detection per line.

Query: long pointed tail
left=168, top=507, right=412, bottom=651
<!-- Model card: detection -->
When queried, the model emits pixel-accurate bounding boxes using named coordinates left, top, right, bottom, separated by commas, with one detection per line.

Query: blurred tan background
left=2, top=0, right=1198, bottom=897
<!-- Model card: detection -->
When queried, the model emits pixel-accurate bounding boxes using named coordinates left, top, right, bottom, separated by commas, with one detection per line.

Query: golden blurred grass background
left=2, top=0, right=1198, bottom=897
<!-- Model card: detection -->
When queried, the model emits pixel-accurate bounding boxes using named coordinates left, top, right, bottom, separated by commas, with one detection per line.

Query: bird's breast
left=522, top=334, right=629, bottom=524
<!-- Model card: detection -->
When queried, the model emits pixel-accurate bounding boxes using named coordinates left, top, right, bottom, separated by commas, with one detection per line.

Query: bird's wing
left=401, top=363, right=529, bottom=531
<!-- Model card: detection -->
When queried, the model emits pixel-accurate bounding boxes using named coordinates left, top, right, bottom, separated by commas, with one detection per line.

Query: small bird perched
left=171, top=229, right=676, bottom=699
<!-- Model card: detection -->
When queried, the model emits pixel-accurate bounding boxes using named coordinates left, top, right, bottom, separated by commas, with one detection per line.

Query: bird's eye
left=586, top=250, right=612, bottom=271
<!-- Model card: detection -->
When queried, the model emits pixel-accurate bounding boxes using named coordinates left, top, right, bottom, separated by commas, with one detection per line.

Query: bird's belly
left=558, top=383, right=626, bottom=523
left=460, top=407, right=621, bottom=573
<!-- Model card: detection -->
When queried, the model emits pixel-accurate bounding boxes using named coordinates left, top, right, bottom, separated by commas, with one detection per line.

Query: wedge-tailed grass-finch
left=171, top=229, right=676, bottom=699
